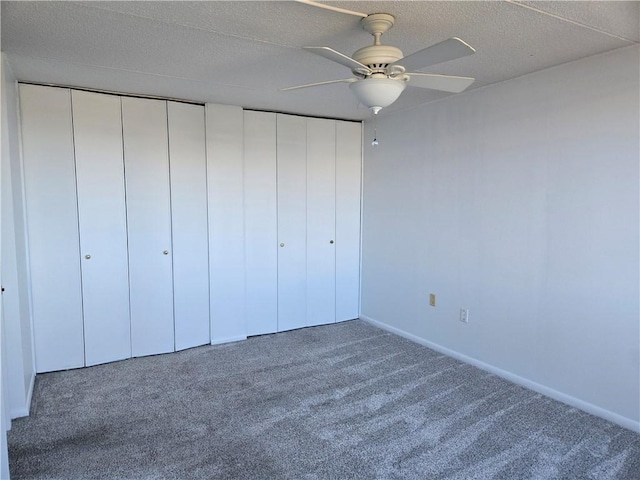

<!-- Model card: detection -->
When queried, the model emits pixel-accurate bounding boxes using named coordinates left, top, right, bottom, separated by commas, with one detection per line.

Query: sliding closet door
left=306, top=118, right=336, bottom=326
left=122, top=97, right=174, bottom=357
left=72, top=91, right=131, bottom=366
left=19, top=84, right=84, bottom=372
left=335, top=121, right=362, bottom=321
left=244, top=111, right=278, bottom=336
left=276, top=114, right=307, bottom=332
left=168, top=102, right=209, bottom=351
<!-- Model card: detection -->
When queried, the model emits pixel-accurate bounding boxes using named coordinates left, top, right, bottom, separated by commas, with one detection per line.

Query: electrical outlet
left=429, top=293, right=436, bottom=307
left=460, top=308, right=469, bottom=324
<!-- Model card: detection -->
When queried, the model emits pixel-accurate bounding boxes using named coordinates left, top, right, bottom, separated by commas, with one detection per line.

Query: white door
left=206, top=104, right=246, bottom=344
left=244, top=111, right=278, bottom=336
left=19, top=85, right=85, bottom=372
left=168, top=102, right=210, bottom=351
left=306, top=118, right=336, bottom=326
left=276, top=114, right=307, bottom=332
left=72, top=91, right=131, bottom=366
left=122, top=97, right=174, bottom=357
left=335, top=121, right=362, bottom=321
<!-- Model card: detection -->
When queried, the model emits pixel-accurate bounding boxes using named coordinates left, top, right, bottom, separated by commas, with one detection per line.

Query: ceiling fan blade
left=279, top=78, right=357, bottom=92
left=392, top=37, right=475, bottom=72
left=296, top=0, right=368, bottom=18
left=303, top=46, right=372, bottom=74
left=406, top=73, right=475, bottom=93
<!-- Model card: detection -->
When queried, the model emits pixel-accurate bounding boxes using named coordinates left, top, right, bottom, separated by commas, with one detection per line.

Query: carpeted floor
left=8, top=320, right=640, bottom=479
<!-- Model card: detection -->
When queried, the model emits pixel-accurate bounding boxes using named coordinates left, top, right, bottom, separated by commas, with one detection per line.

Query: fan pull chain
left=372, top=115, right=379, bottom=147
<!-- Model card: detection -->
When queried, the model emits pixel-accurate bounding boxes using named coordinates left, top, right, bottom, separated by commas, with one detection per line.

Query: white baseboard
left=9, top=370, right=35, bottom=419
left=360, top=315, right=640, bottom=434
left=10, top=405, right=28, bottom=419
left=210, top=335, right=247, bottom=346
left=26, top=370, right=35, bottom=412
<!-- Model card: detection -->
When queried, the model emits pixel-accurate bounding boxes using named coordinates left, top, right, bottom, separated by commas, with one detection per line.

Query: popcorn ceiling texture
left=8, top=320, right=640, bottom=479
left=1, top=1, right=637, bottom=120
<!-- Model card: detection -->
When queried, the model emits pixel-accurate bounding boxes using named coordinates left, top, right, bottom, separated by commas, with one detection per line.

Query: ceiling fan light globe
left=349, top=78, right=406, bottom=111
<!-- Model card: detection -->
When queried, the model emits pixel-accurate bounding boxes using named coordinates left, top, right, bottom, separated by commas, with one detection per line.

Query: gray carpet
left=8, top=320, right=640, bottom=479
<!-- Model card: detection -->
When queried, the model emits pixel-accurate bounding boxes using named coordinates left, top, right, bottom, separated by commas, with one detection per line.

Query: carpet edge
left=359, top=315, right=640, bottom=434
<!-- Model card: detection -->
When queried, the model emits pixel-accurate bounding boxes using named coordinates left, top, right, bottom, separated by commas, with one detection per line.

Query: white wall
left=361, top=45, right=639, bottom=431
left=1, top=49, right=13, bottom=480
left=2, top=48, right=37, bottom=480
left=2, top=55, right=35, bottom=421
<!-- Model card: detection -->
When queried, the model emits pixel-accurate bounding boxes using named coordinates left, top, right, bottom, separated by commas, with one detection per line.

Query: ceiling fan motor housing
left=353, top=13, right=403, bottom=73
left=352, top=45, right=403, bottom=71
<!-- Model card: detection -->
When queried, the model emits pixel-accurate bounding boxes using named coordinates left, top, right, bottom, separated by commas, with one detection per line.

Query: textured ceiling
left=1, top=1, right=638, bottom=121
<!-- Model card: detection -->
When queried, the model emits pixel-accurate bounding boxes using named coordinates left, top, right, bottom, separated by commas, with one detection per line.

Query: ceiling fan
left=281, top=3, right=476, bottom=114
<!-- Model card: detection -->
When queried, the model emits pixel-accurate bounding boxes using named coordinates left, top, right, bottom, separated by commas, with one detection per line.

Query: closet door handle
left=329, top=240, right=334, bottom=244
left=163, top=250, right=169, bottom=255
left=280, top=243, right=285, bottom=247
left=84, top=254, right=91, bottom=259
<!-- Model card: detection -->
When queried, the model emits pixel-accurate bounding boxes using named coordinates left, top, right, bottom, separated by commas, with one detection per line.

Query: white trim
left=359, top=315, right=640, bottom=434
left=25, top=369, right=34, bottom=413
left=10, top=406, right=28, bottom=419
left=210, top=335, right=247, bottom=346
left=336, top=318, right=356, bottom=324
left=16, top=83, right=38, bottom=373
left=357, top=122, right=364, bottom=319
left=9, top=371, right=34, bottom=419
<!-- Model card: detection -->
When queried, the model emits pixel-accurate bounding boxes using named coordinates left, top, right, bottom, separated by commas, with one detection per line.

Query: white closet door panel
left=306, top=118, right=336, bottom=327
left=244, top=111, right=278, bottom=336
left=206, top=104, right=246, bottom=344
left=277, top=114, right=307, bottom=332
left=72, top=90, right=131, bottom=366
left=122, top=97, right=174, bottom=357
left=19, top=85, right=84, bottom=372
left=336, top=121, right=362, bottom=321
left=168, top=102, right=210, bottom=351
